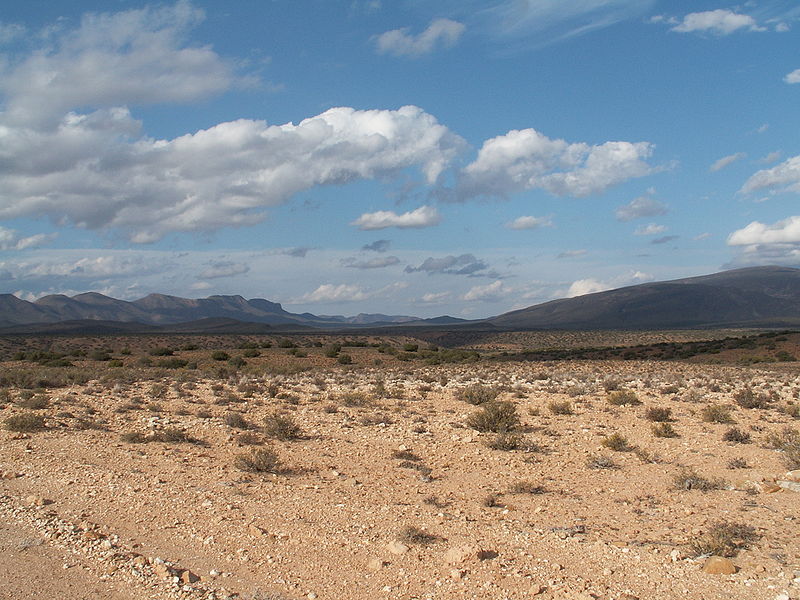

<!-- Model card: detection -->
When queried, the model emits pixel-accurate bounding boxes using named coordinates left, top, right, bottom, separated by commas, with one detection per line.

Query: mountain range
left=2, top=266, right=800, bottom=332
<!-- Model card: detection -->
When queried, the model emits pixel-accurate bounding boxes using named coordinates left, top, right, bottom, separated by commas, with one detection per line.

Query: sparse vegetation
left=601, top=433, right=634, bottom=452
left=548, top=400, right=573, bottom=415
left=4, top=412, right=46, bottom=432
left=673, top=468, right=726, bottom=491
left=721, top=427, right=751, bottom=444
left=651, top=422, right=679, bottom=438
left=690, top=521, right=758, bottom=557
left=607, top=390, right=641, bottom=406
left=466, top=401, right=520, bottom=433
left=456, top=384, right=500, bottom=405
left=701, top=404, right=735, bottom=424
left=397, top=525, right=439, bottom=545
left=234, top=447, right=282, bottom=473
left=644, top=406, right=672, bottom=422
left=263, top=412, right=302, bottom=441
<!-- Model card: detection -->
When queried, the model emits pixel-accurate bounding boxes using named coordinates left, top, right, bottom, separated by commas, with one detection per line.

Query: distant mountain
left=488, top=266, right=800, bottom=330
left=0, top=292, right=455, bottom=330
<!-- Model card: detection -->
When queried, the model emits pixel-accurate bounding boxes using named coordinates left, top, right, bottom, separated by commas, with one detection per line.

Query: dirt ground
left=1, top=354, right=799, bottom=600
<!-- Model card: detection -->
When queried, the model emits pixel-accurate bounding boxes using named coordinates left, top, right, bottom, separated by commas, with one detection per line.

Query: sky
left=1, top=0, right=799, bottom=318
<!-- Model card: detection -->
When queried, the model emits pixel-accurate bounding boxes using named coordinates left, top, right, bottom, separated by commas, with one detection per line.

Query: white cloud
left=463, top=280, right=508, bottom=302
left=341, top=256, right=401, bottom=269
left=1, top=1, right=237, bottom=128
left=740, top=156, right=800, bottom=195
left=405, top=253, right=490, bottom=276
left=727, top=216, right=800, bottom=246
left=505, top=215, right=552, bottom=230
left=190, top=281, right=212, bottom=290
left=13, top=255, right=166, bottom=279
left=351, top=205, right=441, bottom=230
left=458, top=128, right=654, bottom=199
left=566, top=270, right=652, bottom=298
left=419, top=291, right=451, bottom=304
left=710, top=152, right=746, bottom=172
left=297, top=281, right=407, bottom=304
left=0, top=22, right=25, bottom=44
left=693, top=232, right=712, bottom=241
left=759, top=151, right=782, bottom=164
left=567, top=278, right=609, bottom=297
left=198, top=261, right=249, bottom=279
left=0, top=226, right=57, bottom=250
left=785, top=69, right=800, bottom=84
left=671, top=10, right=763, bottom=35
left=376, top=18, right=465, bottom=57
left=615, top=195, right=668, bottom=221
left=634, top=223, right=667, bottom=236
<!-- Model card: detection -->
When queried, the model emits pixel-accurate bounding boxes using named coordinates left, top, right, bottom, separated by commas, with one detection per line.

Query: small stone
left=82, top=530, right=104, bottom=541
left=132, top=555, right=147, bottom=567
left=152, top=563, right=173, bottom=579
left=761, top=482, right=782, bottom=494
left=785, top=470, right=800, bottom=483
left=181, top=570, right=200, bottom=584
left=619, top=595, right=640, bottom=600
left=307, top=594, right=317, bottom=600
left=773, top=594, right=790, bottom=600
left=777, top=481, right=800, bottom=493
left=444, top=544, right=492, bottom=565
left=388, top=541, right=409, bottom=555
left=530, top=584, right=546, bottom=595
left=755, top=565, right=766, bottom=573
left=248, top=524, right=267, bottom=536
left=703, top=556, right=737, bottom=574
left=450, top=569, right=466, bottom=580
left=367, top=558, right=387, bottom=571
left=25, top=495, right=52, bottom=507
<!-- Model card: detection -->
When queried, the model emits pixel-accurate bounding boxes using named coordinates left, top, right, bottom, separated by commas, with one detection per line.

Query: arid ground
left=1, top=331, right=799, bottom=600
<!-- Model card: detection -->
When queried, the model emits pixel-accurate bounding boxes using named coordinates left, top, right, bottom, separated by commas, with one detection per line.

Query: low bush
left=397, top=525, right=439, bottom=545
left=701, top=404, right=735, bottom=423
left=601, top=433, right=634, bottom=452
left=690, top=521, right=758, bottom=557
left=722, top=427, right=751, bottom=444
left=234, top=447, right=282, bottom=473
left=466, top=401, right=520, bottom=433
left=733, top=388, right=770, bottom=409
left=652, top=423, right=679, bottom=438
left=644, top=406, right=672, bottom=422
left=673, top=468, right=726, bottom=491
left=548, top=400, right=573, bottom=415
left=456, top=384, right=500, bottom=405
left=607, top=390, right=641, bottom=406
left=3, top=413, right=46, bottom=432
left=263, top=412, right=302, bottom=441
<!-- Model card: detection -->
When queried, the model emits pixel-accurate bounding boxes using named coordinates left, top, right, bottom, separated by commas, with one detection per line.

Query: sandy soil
left=1, top=359, right=799, bottom=600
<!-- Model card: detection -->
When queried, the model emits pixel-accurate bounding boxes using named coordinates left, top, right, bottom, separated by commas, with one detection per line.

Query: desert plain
left=1, top=330, right=799, bottom=600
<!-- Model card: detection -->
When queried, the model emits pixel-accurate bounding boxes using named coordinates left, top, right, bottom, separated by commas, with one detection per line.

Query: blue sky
left=1, top=0, right=800, bottom=318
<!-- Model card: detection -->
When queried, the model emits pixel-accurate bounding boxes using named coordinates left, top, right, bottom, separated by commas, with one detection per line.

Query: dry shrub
left=397, top=525, right=439, bottom=545
left=690, top=521, right=758, bottom=557
left=587, top=455, right=618, bottom=470
left=4, top=413, right=46, bottom=432
left=485, top=432, right=522, bottom=451
left=235, top=447, right=282, bottom=473
left=722, top=427, right=751, bottom=444
left=701, top=404, right=734, bottom=424
left=673, top=468, right=726, bottom=491
left=548, top=400, right=573, bottom=415
left=733, top=388, right=770, bottom=409
left=607, top=390, right=641, bottom=406
left=644, top=406, right=672, bottom=422
left=507, top=480, right=546, bottom=494
left=466, top=401, right=520, bottom=433
left=765, top=427, right=800, bottom=469
left=262, top=412, right=302, bottom=441
left=456, top=384, right=500, bottom=405
left=652, top=422, right=679, bottom=438
left=601, top=433, right=634, bottom=452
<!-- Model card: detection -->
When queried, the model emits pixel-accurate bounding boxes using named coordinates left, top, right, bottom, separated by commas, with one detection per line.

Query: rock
left=367, top=558, right=387, bottom=571
left=761, top=482, right=782, bottom=493
left=248, top=524, right=267, bottom=536
left=152, top=562, right=173, bottom=579
left=785, top=470, right=800, bottom=483
left=132, top=555, right=147, bottom=567
left=530, top=584, right=546, bottom=595
left=449, top=568, right=466, bottom=580
left=180, top=570, right=200, bottom=584
left=25, top=495, right=52, bottom=507
left=777, top=480, right=800, bottom=492
left=82, top=530, right=104, bottom=541
left=444, top=544, right=492, bottom=565
left=387, top=541, right=409, bottom=555
left=702, top=556, right=736, bottom=574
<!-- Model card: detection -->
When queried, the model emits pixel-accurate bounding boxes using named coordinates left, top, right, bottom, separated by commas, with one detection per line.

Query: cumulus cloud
left=341, top=256, right=401, bottom=269
left=297, top=281, right=407, bottom=304
left=198, top=260, right=249, bottom=279
left=710, top=152, right=746, bottom=172
left=615, top=195, right=668, bottom=221
left=785, top=69, right=800, bottom=84
left=375, top=18, right=465, bottom=57
left=671, top=10, right=763, bottom=35
left=418, top=291, right=451, bottom=304
left=505, top=215, right=552, bottom=230
left=634, top=223, right=667, bottom=236
left=0, top=226, right=57, bottom=251
left=404, top=253, right=490, bottom=276
left=351, top=205, right=441, bottom=230
left=740, top=156, right=800, bottom=195
left=362, top=239, right=391, bottom=253
left=463, top=280, right=508, bottom=302
left=566, top=270, right=653, bottom=298
left=1, top=1, right=237, bottom=128
left=457, top=128, right=654, bottom=200
left=728, top=216, right=800, bottom=246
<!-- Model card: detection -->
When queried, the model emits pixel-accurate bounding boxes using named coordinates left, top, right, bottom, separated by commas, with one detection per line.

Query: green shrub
left=337, top=353, right=353, bottom=365
left=466, top=401, right=520, bottom=433
left=211, top=351, right=230, bottom=361
left=149, top=347, right=174, bottom=356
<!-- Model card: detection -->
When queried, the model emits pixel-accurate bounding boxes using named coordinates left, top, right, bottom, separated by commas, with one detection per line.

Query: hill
left=489, top=266, right=800, bottom=330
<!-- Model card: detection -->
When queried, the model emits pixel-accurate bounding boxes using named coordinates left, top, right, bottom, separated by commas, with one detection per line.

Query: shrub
left=120, top=431, right=147, bottom=443
left=607, top=390, right=641, bottom=406
left=156, top=358, right=188, bottom=369
left=18, top=395, right=49, bottom=410
left=241, top=348, right=260, bottom=358
left=644, top=406, right=672, bottom=422
left=601, top=433, right=633, bottom=452
left=701, top=404, right=734, bottom=423
left=392, top=449, right=421, bottom=461
left=508, top=480, right=546, bottom=494
left=722, top=427, right=751, bottom=444
left=456, top=384, right=500, bottom=405
left=224, top=412, right=251, bottom=430
left=765, top=427, right=800, bottom=469
left=150, top=428, right=195, bottom=443
left=397, top=526, right=439, bottom=545
left=228, top=356, right=247, bottom=368
left=652, top=423, right=679, bottom=438
left=673, top=468, right=726, bottom=491
left=234, top=447, right=282, bottom=473
left=402, top=343, right=419, bottom=352
left=586, top=455, right=618, bottom=470
left=727, top=457, right=749, bottom=469
left=149, top=347, right=174, bottom=356
left=4, top=413, right=46, bottom=432
left=733, top=388, right=770, bottom=409
left=466, top=401, right=520, bottom=433
left=337, top=353, right=353, bottom=365
left=690, top=521, right=758, bottom=557
left=263, top=412, right=302, bottom=441
left=485, top=432, right=522, bottom=451
left=211, top=351, right=230, bottom=361
left=548, top=400, right=573, bottom=415
left=337, top=391, right=372, bottom=407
